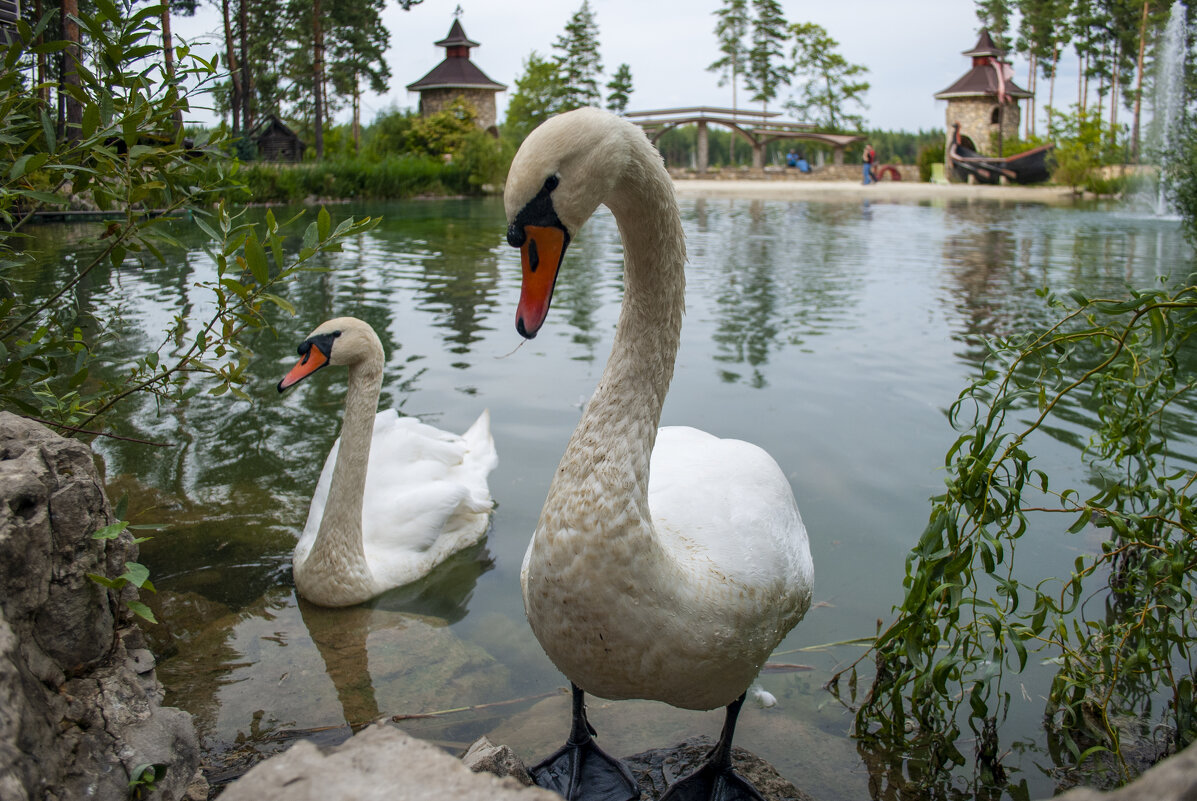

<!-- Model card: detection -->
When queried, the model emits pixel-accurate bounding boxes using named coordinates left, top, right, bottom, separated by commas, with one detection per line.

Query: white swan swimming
left=277, top=317, right=497, bottom=608
left=505, top=108, right=814, bottom=801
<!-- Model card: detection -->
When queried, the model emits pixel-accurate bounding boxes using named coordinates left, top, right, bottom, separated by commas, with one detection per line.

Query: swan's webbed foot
left=657, top=763, right=764, bottom=801
left=530, top=684, right=639, bottom=801
left=659, top=693, right=764, bottom=801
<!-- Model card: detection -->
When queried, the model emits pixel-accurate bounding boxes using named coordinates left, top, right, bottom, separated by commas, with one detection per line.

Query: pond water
left=27, top=194, right=1193, bottom=799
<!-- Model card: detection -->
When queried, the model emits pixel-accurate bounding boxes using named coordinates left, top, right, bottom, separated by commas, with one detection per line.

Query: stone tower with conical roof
left=406, top=18, right=506, bottom=134
left=934, top=29, right=1031, bottom=158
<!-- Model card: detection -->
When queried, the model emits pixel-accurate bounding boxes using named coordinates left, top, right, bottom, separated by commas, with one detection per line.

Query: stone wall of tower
left=944, top=97, right=1022, bottom=157
left=418, top=88, right=499, bottom=133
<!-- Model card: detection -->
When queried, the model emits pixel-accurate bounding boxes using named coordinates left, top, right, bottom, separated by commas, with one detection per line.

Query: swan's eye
left=543, top=175, right=559, bottom=192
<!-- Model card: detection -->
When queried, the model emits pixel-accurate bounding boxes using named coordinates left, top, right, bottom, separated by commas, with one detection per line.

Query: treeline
left=978, top=0, right=1193, bottom=159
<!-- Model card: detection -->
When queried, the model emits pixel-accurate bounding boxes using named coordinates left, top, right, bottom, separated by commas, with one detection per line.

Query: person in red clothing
left=862, top=144, right=877, bottom=185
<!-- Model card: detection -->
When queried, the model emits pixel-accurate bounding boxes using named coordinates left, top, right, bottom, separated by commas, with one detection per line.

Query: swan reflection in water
left=156, top=540, right=497, bottom=770
left=297, top=541, right=496, bottom=728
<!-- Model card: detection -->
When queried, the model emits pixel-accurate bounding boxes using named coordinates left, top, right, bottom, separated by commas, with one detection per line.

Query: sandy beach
left=671, top=178, right=1085, bottom=204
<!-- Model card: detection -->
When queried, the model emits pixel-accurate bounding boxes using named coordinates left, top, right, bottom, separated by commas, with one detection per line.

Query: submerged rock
left=0, top=412, right=203, bottom=800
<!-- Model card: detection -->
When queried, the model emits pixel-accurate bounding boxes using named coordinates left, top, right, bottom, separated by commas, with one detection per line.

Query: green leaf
left=87, top=573, right=122, bottom=590
left=119, top=562, right=151, bottom=588
left=317, top=206, right=331, bottom=240
left=125, top=600, right=157, bottom=624
left=92, top=521, right=129, bottom=540
left=245, top=231, right=269, bottom=284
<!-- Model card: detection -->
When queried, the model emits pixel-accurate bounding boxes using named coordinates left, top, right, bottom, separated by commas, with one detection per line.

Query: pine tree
left=606, top=63, right=633, bottom=113
left=707, top=0, right=750, bottom=115
left=553, top=1, right=604, bottom=109
left=326, top=0, right=392, bottom=153
left=745, top=0, right=792, bottom=113
left=976, top=0, right=1014, bottom=51
left=505, top=52, right=568, bottom=141
left=786, top=22, right=869, bottom=132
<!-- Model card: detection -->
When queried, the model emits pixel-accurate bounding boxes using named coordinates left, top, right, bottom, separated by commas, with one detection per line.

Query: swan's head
left=505, top=108, right=632, bottom=339
left=278, top=317, right=383, bottom=392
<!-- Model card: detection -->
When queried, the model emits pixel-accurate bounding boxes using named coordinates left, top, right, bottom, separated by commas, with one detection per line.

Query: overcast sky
left=183, top=0, right=1089, bottom=134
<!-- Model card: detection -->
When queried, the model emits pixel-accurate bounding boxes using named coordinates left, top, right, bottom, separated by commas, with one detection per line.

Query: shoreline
left=670, top=178, right=1088, bottom=205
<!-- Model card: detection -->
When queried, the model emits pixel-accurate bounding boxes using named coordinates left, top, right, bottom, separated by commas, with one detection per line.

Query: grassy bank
left=219, top=155, right=487, bottom=204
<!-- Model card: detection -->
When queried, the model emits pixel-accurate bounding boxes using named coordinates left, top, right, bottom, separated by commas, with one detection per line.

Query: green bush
left=233, top=155, right=467, bottom=202
left=917, top=140, right=945, bottom=182
left=1048, top=105, right=1128, bottom=192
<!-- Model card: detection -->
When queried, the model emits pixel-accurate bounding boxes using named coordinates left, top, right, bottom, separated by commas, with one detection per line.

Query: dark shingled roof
left=435, top=18, right=479, bottom=49
left=935, top=28, right=1030, bottom=100
left=407, top=19, right=505, bottom=92
left=407, top=58, right=506, bottom=92
left=962, top=29, right=1003, bottom=58
left=935, top=63, right=1031, bottom=100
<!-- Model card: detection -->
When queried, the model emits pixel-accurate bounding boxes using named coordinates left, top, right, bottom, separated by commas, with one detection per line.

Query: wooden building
left=934, top=30, right=1031, bottom=162
left=251, top=115, right=305, bottom=162
left=406, top=18, right=505, bottom=135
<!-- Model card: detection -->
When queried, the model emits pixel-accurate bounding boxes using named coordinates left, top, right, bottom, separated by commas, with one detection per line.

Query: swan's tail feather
left=462, top=408, right=499, bottom=472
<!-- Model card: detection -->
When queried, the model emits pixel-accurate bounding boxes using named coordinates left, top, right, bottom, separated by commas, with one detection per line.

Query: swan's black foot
left=531, top=684, right=639, bottom=801
left=659, top=692, right=762, bottom=801
left=657, top=762, right=764, bottom=801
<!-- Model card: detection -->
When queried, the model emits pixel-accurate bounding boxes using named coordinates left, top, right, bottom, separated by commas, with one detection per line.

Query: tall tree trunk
left=312, top=0, right=325, bottom=159
left=352, top=74, right=361, bottom=154
left=1081, top=53, right=1089, bottom=114
left=1131, top=0, right=1149, bottom=161
left=1110, top=57, right=1119, bottom=146
left=238, top=0, right=252, bottom=132
left=1026, top=53, right=1036, bottom=139
left=60, top=0, right=83, bottom=141
left=161, top=3, right=183, bottom=134
left=221, top=0, right=241, bottom=134
left=1048, top=43, right=1058, bottom=132
left=36, top=0, right=49, bottom=104
left=729, top=61, right=736, bottom=164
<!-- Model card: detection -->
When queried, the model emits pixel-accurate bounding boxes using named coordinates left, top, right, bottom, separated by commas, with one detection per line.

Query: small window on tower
left=991, top=107, right=1002, bottom=125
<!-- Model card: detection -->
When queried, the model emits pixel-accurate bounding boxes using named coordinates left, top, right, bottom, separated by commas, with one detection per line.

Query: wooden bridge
left=624, top=106, right=865, bottom=173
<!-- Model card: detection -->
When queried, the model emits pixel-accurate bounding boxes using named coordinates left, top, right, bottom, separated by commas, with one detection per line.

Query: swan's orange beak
left=278, top=342, right=330, bottom=392
left=515, top=224, right=568, bottom=339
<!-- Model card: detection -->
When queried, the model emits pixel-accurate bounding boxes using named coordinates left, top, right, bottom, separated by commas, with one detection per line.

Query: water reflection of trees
left=940, top=202, right=1197, bottom=450
left=682, top=199, right=866, bottom=387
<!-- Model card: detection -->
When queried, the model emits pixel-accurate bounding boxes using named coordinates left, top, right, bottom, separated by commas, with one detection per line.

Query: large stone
left=0, top=412, right=202, bottom=800
left=1050, top=741, right=1197, bottom=801
left=219, top=723, right=561, bottom=801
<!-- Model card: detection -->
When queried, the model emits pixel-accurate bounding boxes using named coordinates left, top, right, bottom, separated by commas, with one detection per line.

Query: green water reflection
left=23, top=195, right=1193, bottom=799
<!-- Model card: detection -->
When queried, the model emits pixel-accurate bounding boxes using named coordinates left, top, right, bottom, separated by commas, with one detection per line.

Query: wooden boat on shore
left=948, top=123, right=1053, bottom=185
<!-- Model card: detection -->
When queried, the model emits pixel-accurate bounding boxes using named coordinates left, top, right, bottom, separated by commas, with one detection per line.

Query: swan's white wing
left=648, top=425, right=813, bottom=620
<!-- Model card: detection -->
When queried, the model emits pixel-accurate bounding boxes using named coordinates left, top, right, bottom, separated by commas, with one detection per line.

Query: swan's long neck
left=543, top=136, right=686, bottom=543
left=308, top=354, right=382, bottom=581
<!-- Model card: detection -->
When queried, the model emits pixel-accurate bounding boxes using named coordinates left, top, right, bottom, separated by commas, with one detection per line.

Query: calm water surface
left=31, top=195, right=1193, bottom=799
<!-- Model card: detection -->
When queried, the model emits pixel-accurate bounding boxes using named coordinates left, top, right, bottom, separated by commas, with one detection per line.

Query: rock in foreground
left=0, top=413, right=202, bottom=801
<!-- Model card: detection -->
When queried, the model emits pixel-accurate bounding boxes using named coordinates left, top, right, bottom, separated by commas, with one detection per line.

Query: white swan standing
left=505, top=107, right=814, bottom=801
left=277, top=317, right=497, bottom=608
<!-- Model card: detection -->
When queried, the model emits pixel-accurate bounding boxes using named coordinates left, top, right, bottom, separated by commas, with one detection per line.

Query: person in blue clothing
left=796, top=152, right=810, bottom=173
left=786, top=149, right=799, bottom=168
left=862, top=144, right=876, bottom=184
